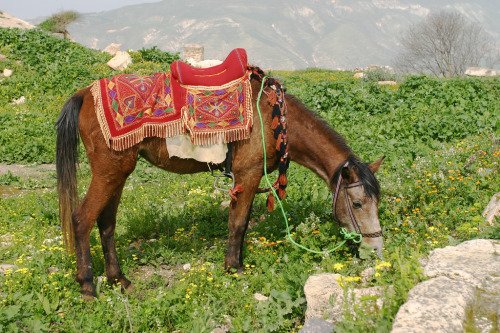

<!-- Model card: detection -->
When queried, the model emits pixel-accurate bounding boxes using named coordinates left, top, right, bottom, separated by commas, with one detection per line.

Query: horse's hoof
left=124, top=283, right=136, bottom=294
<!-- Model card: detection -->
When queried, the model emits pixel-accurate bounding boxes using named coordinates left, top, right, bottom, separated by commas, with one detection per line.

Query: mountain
left=65, top=0, right=500, bottom=70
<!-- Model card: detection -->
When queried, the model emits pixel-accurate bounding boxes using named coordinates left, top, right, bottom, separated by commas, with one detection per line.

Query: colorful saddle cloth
left=90, top=49, right=253, bottom=151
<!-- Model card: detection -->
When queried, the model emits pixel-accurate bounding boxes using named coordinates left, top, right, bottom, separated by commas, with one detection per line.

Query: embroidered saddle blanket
left=90, top=48, right=253, bottom=151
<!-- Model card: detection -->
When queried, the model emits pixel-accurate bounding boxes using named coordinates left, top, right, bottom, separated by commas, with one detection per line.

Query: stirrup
left=213, top=171, right=235, bottom=192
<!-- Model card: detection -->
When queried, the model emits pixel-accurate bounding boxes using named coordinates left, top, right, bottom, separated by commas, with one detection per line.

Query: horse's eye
left=353, top=201, right=362, bottom=209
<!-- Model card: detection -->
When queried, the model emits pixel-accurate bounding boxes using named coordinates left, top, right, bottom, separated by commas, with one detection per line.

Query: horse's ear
left=341, top=166, right=356, bottom=184
left=368, top=156, right=385, bottom=174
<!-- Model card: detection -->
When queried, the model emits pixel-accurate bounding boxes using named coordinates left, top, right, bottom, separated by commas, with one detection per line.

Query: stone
left=187, top=59, right=223, bottom=68
left=392, top=276, right=474, bottom=332
left=210, top=315, right=233, bottom=333
left=183, top=44, right=204, bottom=62
left=12, top=96, right=25, bottom=104
left=183, top=263, right=191, bottom=271
left=220, top=200, right=231, bottom=210
left=253, top=293, right=268, bottom=301
left=303, top=273, right=386, bottom=323
left=103, top=43, right=121, bottom=55
left=3, top=68, right=13, bottom=77
left=299, top=317, right=335, bottom=333
left=465, top=67, right=500, bottom=77
left=392, top=239, right=500, bottom=332
left=482, top=192, right=500, bottom=225
left=107, top=51, right=132, bottom=71
left=47, top=267, right=60, bottom=274
left=353, top=72, right=365, bottom=79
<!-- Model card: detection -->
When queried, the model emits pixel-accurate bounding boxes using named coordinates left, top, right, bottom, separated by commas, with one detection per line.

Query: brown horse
left=56, top=72, right=384, bottom=299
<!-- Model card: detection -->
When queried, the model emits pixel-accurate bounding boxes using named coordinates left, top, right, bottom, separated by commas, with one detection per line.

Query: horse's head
left=331, top=156, right=385, bottom=256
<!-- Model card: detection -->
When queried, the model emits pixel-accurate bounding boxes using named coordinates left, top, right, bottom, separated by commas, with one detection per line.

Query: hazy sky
left=1, top=0, right=161, bottom=20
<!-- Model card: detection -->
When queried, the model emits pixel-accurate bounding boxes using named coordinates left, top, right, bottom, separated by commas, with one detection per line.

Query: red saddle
left=170, top=48, right=248, bottom=86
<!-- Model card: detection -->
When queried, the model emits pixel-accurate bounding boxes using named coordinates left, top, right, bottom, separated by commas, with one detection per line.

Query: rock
left=360, top=267, right=375, bottom=287
left=3, top=68, right=13, bottom=77
left=47, top=267, right=59, bottom=274
left=353, top=72, right=365, bottom=79
left=210, top=315, right=233, bottom=333
left=303, top=273, right=386, bottom=323
left=183, top=263, right=191, bottom=271
left=392, top=277, right=474, bottom=332
left=107, top=51, right=132, bottom=71
left=12, top=96, right=25, bottom=104
left=0, top=11, right=35, bottom=29
left=183, top=44, right=204, bottom=62
left=187, top=59, right=223, bottom=68
left=103, top=43, right=121, bottom=55
left=378, top=81, right=397, bottom=85
left=392, top=239, right=500, bottom=332
left=465, top=67, right=500, bottom=77
left=220, top=200, right=231, bottom=210
left=482, top=192, right=500, bottom=225
left=299, top=317, right=335, bottom=333
left=253, top=293, right=268, bottom=301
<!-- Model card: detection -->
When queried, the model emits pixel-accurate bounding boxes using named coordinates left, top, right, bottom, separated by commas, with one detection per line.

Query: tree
left=39, top=11, right=80, bottom=40
left=394, top=11, right=498, bottom=77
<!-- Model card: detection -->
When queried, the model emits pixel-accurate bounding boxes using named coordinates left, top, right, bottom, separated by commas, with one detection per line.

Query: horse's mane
left=285, top=94, right=380, bottom=199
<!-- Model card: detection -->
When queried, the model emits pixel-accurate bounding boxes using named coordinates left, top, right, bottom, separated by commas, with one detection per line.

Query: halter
left=332, top=161, right=383, bottom=239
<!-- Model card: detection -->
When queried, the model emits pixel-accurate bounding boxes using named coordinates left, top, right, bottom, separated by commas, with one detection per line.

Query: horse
left=56, top=67, right=384, bottom=299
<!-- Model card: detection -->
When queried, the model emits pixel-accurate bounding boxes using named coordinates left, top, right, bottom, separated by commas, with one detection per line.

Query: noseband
left=332, top=161, right=383, bottom=239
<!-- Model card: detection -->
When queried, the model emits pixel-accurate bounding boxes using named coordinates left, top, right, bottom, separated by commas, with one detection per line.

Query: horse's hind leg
left=97, top=184, right=132, bottom=291
left=73, top=170, right=132, bottom=299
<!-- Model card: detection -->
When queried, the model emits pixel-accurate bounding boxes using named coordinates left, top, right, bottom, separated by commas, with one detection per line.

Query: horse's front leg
left=224, top=170, right=261, bottom=270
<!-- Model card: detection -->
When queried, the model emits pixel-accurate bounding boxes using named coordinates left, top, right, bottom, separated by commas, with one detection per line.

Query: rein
left=253, top=70, right=363, bottom=254
left=332, top=161, right=383, bottom=239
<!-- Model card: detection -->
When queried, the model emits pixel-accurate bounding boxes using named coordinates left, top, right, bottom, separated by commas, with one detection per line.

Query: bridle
left=332, top=161, right=383, bottom=239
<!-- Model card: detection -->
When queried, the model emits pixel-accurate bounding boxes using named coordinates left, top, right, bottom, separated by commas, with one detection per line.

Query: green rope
left=256, top=77, right=362, bottom=254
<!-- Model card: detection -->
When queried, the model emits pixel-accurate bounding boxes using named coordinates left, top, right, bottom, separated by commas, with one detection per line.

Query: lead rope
left=256, top=76, right=362, bottom=254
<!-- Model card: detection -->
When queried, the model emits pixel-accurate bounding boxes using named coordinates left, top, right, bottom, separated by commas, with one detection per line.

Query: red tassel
left=275, top=133, right=282, bottom=151
left=271, top=116, right=280, bottom=130
left=268, top=90, right=277, bottom=106
left=267, top=194, right=275, bottom=211
left=278, top=188, right=286, bottom=199
left=278, top=174, right=287, bottom=186
left=229, top=184, right=244, bottom=203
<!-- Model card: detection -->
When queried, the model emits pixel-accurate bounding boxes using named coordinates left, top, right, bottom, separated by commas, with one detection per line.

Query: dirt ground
left=0, top=164, right=56, bottom=177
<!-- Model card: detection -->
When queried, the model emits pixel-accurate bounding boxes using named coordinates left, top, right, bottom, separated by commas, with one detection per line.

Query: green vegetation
left=0, top=28, right=499, bottom=332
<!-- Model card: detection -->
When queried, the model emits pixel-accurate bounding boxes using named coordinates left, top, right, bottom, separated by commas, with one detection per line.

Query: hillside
left=63, top=0, right=500, bottom=70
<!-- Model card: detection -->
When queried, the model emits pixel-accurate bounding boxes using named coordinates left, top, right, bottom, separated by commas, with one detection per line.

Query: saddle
left=91, top=48, right=253, bottom=150
left=170, top=48, right=248, bottom=86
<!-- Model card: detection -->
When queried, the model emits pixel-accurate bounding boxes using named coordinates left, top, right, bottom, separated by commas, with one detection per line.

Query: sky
left=1, top=0, right=161, bottom=20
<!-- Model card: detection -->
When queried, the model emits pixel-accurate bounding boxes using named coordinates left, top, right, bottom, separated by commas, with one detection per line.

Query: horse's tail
left=56, top=92, right=84, bottom=253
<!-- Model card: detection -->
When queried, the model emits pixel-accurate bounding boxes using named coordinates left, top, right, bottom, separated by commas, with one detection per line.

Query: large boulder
left=303, top=273, right=386, bottom=324
left=107, top=51, right=132, bottom=71
left=392, top=239, right=500, bottom=332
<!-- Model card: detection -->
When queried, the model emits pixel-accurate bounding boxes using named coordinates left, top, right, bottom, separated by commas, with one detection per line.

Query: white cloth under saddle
left=166, top=135, right=228, bottom=164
